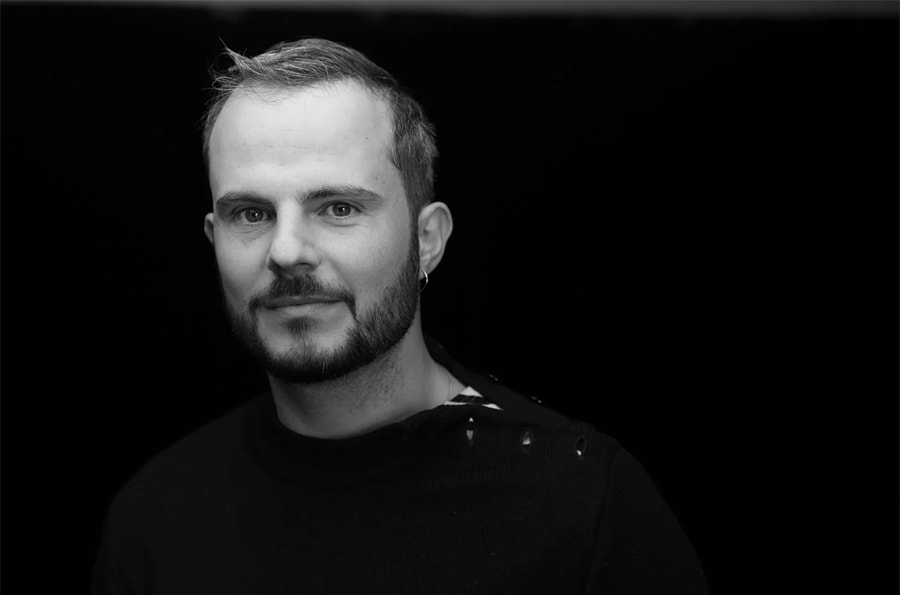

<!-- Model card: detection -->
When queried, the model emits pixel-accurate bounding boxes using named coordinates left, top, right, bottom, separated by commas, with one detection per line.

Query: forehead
left=208, top=81, right=396, bottom=181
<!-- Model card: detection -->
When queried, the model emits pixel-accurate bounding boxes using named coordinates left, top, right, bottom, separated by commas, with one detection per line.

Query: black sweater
left=93, top=343, right=708, bottom=594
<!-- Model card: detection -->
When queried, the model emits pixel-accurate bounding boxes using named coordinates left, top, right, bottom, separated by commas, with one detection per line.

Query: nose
left=266, top=208, right=321, bottom=276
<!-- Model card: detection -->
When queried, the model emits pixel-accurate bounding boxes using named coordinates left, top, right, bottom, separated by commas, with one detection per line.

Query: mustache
left=248, top=276, right=356, bottom=316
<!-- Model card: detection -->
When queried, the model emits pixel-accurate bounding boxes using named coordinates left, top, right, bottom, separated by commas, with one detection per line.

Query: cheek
left=345, top=230, right=409, bottom=297
left=350, top=245, right=392, bottom=288
left=215, top=237, right=269, bottom=302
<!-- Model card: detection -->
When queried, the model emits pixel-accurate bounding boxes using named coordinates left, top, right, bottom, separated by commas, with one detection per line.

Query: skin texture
left=204, top=81, right=461, bottom=438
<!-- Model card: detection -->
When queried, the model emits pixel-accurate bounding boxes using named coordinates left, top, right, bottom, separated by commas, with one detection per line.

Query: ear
left=417, top=201, right=453, bottom=276
left=204, top=212, right=215, bottom=245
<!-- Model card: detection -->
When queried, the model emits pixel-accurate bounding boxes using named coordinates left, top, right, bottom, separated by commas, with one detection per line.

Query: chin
left=263, top=319, right=351, bottom=356
left=260, top=333, right=381, bottom=385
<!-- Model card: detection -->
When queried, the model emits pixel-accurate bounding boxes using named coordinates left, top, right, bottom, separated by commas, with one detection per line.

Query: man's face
left=205, top=81, right=419, bottom=383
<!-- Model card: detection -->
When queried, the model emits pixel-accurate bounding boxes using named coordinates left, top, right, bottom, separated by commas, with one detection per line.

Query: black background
left=1, top=1, right=897, bottom=592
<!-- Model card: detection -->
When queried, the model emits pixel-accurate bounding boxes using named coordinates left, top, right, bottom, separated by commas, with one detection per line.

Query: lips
left=264, top=296, right=342, bottom=309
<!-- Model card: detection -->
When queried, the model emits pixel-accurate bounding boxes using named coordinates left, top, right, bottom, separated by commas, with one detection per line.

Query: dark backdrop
left=2, top=1, right=897, bottom=592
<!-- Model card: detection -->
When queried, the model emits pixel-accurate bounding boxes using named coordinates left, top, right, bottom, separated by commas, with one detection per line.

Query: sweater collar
left=242, top=336, right=492, bottom=487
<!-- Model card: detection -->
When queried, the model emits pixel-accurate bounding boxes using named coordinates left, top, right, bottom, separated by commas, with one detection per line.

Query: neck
left=267, top=327, right=463, bottom=439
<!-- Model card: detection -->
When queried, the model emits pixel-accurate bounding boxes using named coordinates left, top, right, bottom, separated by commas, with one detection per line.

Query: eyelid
left=230, top=204, right=273, bottom=223
left=321, top=201, right=361, bottom=217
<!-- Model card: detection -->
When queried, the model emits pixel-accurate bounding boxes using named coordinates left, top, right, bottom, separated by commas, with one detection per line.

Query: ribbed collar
left=242, top=337, right=493, bottom=487
left=241, top=336, right=572, bottom=487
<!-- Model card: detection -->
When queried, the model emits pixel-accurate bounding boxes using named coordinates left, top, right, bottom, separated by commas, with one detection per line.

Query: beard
left=223, top=238, right=420, bottom=384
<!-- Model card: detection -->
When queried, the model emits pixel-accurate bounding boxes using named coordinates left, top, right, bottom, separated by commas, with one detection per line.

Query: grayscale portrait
left=1, top=1, right=895, bottom=593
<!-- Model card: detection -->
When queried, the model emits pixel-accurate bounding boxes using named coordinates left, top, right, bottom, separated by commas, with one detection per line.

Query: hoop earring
left=419, top=267, right=429, bottom=292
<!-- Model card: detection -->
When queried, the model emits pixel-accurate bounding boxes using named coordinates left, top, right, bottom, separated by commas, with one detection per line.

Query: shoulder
left=435, top=339, right=614, bottom=445
left=448, top=356, right=628, bottom=485
left=475, top=371, right=622, bottom=465
left=430, top=337, right=661, bottom=507
left=93, top=397, right=266, bottom=592
left=105, top=396, right=262, bottom=521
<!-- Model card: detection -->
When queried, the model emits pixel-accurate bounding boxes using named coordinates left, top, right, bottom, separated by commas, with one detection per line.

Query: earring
left=419, top=267, right=429, bottom=292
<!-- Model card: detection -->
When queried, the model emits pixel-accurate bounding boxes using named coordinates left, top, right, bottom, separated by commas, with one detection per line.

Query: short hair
left=202, top=38, right=438, bottom=220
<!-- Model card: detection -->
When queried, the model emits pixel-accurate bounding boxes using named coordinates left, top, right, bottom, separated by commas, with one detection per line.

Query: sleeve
left=91, top=492, right=150, bottom=595
left=583, top=445, right=709, bottom=594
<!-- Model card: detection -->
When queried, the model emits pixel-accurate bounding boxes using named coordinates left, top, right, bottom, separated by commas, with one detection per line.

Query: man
left=93, top=38, right=708, bottom=594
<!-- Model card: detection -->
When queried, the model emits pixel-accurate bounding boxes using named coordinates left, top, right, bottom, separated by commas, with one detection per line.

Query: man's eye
left=235, top=207, right=269, bottom=223
left=326, top=203, right=357, bottom=218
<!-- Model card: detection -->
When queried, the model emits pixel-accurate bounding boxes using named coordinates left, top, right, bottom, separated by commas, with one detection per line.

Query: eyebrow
left=214, top=185, right=387, bottom=210
left=304, top=185, right=386, bottom=204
